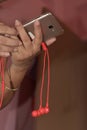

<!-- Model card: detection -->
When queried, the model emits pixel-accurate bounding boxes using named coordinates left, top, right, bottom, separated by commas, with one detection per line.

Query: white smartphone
left=23, top=12, right=64, bottom=41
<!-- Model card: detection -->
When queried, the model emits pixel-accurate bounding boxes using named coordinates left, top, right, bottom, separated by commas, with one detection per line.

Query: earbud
left=37, top=110, right=41, bottom=116
left=32, top=110, right=38, bottom=117
left=39, top=107, right=45, bottom=115
left=44, top=107, right=50, bottom=114
left=32, top=107, right=50, bottom=117
left=41, top=42, right=47, bottom=51
left=32, top=109, right=42, bottom=117
left=32, top=108, right=44, bottom=117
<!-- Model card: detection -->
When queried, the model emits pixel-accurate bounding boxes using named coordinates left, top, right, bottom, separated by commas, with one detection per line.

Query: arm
left=2, top=60, right=33, bottom=108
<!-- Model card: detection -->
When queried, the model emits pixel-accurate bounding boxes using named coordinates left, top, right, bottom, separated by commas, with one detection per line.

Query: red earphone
left=32, top=42, right=50, bottom=117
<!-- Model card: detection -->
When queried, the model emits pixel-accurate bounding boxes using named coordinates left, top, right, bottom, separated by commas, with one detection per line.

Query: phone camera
left=48, top=25, right=54, bottom=31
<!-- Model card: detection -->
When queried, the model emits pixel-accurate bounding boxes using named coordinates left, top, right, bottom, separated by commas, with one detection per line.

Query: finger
left=33, top=20, right=42, bottom=47
left=45, top=37, right=56, bottom=46
left=0, top=51, right=10, bottom=57
left=0, top=35, right=21, bottom=47
left=15, top=20, right=31, bottom=48
left=0, top=45, right=18, bottom=52
left=0, top=25, right=17, bottom=35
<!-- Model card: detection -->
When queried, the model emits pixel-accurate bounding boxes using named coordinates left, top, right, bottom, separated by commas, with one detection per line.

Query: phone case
left=24, top=13, right=64, bottom=41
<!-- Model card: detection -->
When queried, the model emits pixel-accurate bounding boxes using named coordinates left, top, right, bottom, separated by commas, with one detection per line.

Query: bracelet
left=0, top=68, right=18, bottom=92
left=5, top=85, right=18, bottom=92
left=6, top=67, right=19, bottom=92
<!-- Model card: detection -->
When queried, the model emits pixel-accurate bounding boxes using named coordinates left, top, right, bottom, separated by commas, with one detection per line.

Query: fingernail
left=15, top=20, right=21, bottom=26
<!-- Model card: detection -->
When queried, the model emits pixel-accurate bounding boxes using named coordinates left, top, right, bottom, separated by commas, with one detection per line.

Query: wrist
left=11, top=59, right=34, bottom=72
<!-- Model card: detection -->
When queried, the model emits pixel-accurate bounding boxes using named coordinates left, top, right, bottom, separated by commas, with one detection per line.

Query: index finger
left=15, top=20, right=31, bottom=48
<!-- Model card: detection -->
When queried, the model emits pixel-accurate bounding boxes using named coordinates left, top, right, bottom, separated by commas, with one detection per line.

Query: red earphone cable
left=39, top=51, right=47, bottom=109
left=32, top=42, right=50, bottom=117
left=46, top=49, right=50, bottom=108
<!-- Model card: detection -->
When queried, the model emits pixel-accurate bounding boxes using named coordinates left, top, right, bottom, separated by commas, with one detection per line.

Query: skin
left=0, top=20, right=56, bottom=108
left=0, top=22, right=21, bottom=57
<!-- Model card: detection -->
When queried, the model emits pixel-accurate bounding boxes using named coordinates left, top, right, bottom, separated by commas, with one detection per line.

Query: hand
left=45, top=37, right=56, bottom=46
left=11, top=20, right=56, bottom=68
left=0, top=23, right=21, bottom=57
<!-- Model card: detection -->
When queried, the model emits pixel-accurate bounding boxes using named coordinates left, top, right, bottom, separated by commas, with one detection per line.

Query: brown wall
left=34, top=25, right=87, bottom=130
